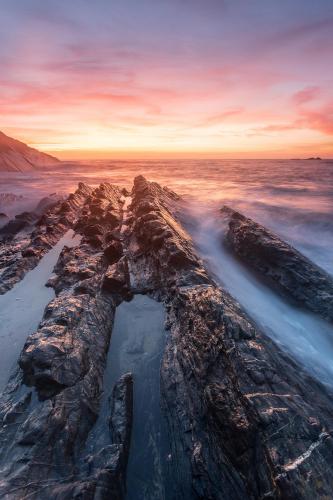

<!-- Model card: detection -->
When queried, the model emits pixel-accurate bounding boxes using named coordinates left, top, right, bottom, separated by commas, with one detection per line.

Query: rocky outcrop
left=0, top=182, right=132, bottom=499
left=163, top=285, right=333, bottom=499
left=0, top=130, right=59, bottom=172
left=128, top=175, right=209, bottom=294
left=221, top=206, right=333, bottom=321
left=0, top=182, right=93, bottom=294
left=102, top=257, right=131, bottom=302
left=0, top=194, right=63, bottom=240
left=0, top=210, right=37, bottom=239
left=1, top=176, right=333, bottom=499
left=127, top=176, right=333, bottom=499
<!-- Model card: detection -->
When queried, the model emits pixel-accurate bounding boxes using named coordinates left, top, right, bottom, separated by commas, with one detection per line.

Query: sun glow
left=1, top=1, right=333, bottom=159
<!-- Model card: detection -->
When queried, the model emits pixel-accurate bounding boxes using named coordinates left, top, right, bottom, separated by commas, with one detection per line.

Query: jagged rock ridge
left=0, top=176, right=332, bottom=499
left=221, top=205, right=333, bottom=321
left=0, top=183, right=92, bottom=294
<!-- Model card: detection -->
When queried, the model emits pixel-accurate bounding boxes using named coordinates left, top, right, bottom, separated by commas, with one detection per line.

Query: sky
left=1, top=0, right=333, bottom=159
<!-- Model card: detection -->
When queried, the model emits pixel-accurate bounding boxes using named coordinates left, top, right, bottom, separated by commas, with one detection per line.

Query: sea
left=1, top=158, right=332, bottom=273
left=1, top=158, right=333, bottom=386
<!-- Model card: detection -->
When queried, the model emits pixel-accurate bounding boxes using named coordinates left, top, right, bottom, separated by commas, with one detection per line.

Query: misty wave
left=183, top=204, right=333, bottom=389
left=1, top=158, right=332, bottom=272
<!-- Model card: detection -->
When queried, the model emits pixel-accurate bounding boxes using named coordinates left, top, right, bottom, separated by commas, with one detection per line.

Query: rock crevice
left=0, top=177, right=333, bottom=499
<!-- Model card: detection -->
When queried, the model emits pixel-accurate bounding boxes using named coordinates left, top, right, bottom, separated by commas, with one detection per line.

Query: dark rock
left=86, top=234, right=103, bottom=248
left=2, top=176, right=333, bottom=499
left=104, top=241, right=123, bottom=264
left=102, top=257, right=131, bottom=300
left=222, top=206, right=333, bottom=321
left=59, top=200, right=72, bottom=213
left=105, top=231, right=121, bottom=243
left=128, top=176, right=333, bottom=499
left=0, top=180, right=132, bottom=499
left=109, top=373, right=133, bottom=458
left=103, top=210, right=120, bottom=228
left=21, top=246, right=38, bottom=257
left=0, top=182, right=94, bottom=294
left=0, top=238, right=118, bottom=497
left=83, top=224, right=104, bottom=237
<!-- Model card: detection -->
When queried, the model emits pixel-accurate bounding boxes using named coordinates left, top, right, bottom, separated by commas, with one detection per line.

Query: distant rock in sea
left=306, top=156, right=322, bottom=160
left=0, top=130, right=59, bottom=172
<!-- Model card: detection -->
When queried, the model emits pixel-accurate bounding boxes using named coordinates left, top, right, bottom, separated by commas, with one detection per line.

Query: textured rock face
left=0, top=182, right=93, bottom=294
left=129, top=175, right=209, bottom=294
left=163, top=285, right=333, bottom=499
left=222, top=206, right=333, bottom=321
left=0, top=130, right=59, bottom=172
left=0, top=183, right=92, bottom=294
left=1, top=176, right=333, bottom=499
left=127, top=176, right=333, bottom=499
left=0, top=182, right=131, bottom=499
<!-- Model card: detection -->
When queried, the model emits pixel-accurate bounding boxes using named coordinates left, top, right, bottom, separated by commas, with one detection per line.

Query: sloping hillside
left=0, top=131, right=59, bottom=172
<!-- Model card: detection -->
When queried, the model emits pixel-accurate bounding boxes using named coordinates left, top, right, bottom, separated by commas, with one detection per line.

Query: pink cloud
left=298, top=107, right=333, bottom=135
left=199, top=108, right=245, bottom=126
left=292, top=86, right=320, bottom=105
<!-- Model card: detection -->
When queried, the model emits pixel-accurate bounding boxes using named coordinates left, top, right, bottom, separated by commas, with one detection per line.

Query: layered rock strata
left=0, top=183, right=132, bottom=498
left=0, top=183, right=93, bottom=294
left=221, top=206, right=333, bottom=321
left=127, top=176, right=333, bottom=499
left=0, top=177, right=333, bottom=499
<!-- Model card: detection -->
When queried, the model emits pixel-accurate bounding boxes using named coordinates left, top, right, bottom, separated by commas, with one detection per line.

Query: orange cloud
left=298, top=107, right=333, bottom=135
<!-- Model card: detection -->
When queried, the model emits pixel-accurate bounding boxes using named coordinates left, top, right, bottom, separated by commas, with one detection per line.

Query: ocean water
left=1, top=159, right=333, bottom=386
left=0, top=230, right=81, bottom=391
left=1, top=159, right=332, bottom=274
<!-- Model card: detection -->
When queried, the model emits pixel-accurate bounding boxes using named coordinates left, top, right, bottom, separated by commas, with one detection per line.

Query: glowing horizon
left=1, top=0, right=333, bottom=159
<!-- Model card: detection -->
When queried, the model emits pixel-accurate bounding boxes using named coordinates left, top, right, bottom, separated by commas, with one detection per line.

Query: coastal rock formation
left=0, top=182, right=132, bottom=498
left=221, top=206, right=333, bottom=321
left=129, top=175, right=208, bottom=293
left=0, top=190, right=62, bottom=240
left=0, top=176, right=333, bottom=499
left=0, top=182, right=92, bottom=294
left=128, top=176, right=333, bottom=499
left=0, top=130, right=59, bottom=172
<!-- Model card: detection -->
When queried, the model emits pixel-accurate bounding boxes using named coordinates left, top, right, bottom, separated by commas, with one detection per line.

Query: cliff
left=0, top=131, right=59, bottom=172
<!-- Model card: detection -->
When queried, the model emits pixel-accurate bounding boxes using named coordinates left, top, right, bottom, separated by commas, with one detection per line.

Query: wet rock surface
left=0, top=176, right=333, bottom=499
left=222, top=206, right=333, bottom=321
left=127, top=176, right=333, bottom=499
left=128, top=175, right=209, bottom=294
left=0, top=182, right=93, bottom=294
left=0, top=182, right=131, bottom=498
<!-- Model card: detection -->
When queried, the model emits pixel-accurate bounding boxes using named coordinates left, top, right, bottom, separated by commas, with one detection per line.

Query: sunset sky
left=1, top=0, right=333, bottom=159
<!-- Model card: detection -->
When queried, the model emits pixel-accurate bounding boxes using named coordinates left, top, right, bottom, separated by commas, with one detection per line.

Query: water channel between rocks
left=186, top=208, right=333, bottom=388
left=85, top=294, right=171, bottom=500
left=0, top=229, right=81, bottom=392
